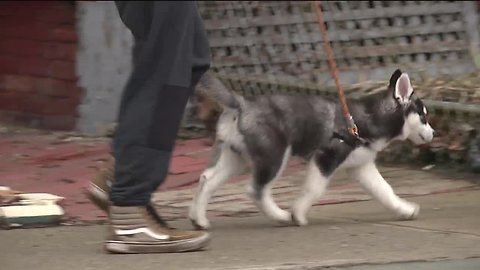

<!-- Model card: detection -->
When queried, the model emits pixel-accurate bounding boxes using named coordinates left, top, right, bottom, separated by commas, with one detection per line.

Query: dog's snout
left=430, top=125, right=436, bottom=137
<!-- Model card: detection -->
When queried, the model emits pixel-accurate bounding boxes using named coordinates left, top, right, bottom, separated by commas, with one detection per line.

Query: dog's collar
left=332, top=131, right=370, bottom=148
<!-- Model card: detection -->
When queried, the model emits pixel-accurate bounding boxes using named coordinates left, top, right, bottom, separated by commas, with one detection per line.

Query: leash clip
left=334, top=115, right=369, bottom=147
left=346, top=115, right=359, bottom=137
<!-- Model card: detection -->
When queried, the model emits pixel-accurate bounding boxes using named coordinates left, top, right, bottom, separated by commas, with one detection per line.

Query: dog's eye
left=423, top=106, right=428, bottom=115
left=420, top=114, right=427, bottom=124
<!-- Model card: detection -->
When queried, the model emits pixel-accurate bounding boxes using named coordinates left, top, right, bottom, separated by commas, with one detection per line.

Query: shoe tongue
left=146, top=204, right=174, bottom=229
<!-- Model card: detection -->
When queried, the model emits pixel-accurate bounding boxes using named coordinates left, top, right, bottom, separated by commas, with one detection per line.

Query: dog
left=195, top=90, right=222, bottom=145
left=189, top=69, right=435, bottom=229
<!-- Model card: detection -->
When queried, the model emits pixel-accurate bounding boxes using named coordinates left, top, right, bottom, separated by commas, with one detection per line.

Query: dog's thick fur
left=195, top=90, right=222, bottom=145
left=189, top=70, right=435, bottom=229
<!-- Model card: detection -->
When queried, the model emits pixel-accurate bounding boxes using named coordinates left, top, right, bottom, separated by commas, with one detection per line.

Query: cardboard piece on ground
left=0, top=187, right=65, bottom=227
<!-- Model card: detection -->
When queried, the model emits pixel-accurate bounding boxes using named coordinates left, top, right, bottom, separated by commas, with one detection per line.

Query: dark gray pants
left=110, top=1, right=211, bottom=206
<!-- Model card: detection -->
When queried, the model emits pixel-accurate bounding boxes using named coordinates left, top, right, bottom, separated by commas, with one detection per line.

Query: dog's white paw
left=190, top=216, right=211, bottom=231
left=396, top=201, right=420, bottom=220
left=291, top=201, right=311, bottom=226
left=273, top=209, right=294, bottom=224
left=291, top=212, right=308, bottom=226
left=188, top=205, right=211, bottom=230
left=290, top=208, right=309, bottom=226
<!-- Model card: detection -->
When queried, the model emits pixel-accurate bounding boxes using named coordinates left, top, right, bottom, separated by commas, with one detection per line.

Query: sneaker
left=105, top=205, right=211, bottom=253
left=86, top=159, right=114, bottom=213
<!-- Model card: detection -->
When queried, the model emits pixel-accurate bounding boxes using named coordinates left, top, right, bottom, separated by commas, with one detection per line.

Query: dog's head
left=388, top=69, right=435, bottom=145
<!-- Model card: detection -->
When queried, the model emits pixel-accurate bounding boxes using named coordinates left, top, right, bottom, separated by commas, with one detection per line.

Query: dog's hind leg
left=189, top=144, right=247, bottom=230
left=248, top=146, right=292, bottom=224
left=347, top=162, right=419, bottom=220
left=291, top=158, right=330, bottom=226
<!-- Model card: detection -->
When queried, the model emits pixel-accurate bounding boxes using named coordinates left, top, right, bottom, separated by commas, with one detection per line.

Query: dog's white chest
left=341, top=147, right=377, bottom=168
left=340, top=140, right=388, bottom=169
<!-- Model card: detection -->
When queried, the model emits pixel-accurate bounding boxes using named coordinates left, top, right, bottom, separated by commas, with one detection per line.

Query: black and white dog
left=189, top=69, right=435, bottom=229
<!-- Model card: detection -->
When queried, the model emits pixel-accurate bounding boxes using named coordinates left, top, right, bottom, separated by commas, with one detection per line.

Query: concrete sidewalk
left=1, top=189, right=479, bottom=270
left=1, top=131, right=479, bottom=269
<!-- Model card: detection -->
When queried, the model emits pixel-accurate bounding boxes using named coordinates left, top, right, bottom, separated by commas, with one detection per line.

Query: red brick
left=0, top=39, right=42, bottom=57
left=0, top=110, right=76, bottom=131
left=0, top=111, right=16, bottom=123
left=50, top=26, right=78, bottom=43
left=0, top=19, right=50, bottom=40
left=0, top=55, right=76, bottom=80
left=43, top=43, right=77, bottom=61
left=0, top=19, right=77, bottom=43
left=0, top=110, right=41, bottom=127
left=39, top=114, right=76, bottom=130
left=0, top=2, right=73, bottom=24
left=19, top=95, right=78, bottom=116
left=2, top=1, right=58, bottom=10
left=36, top=5, right=76, bottom=25
left=0, top=74, right=36, bottom=93
left=0, top=55, right=49, bottom=77
left=0, top=91, right=25, bottom=111
left=0, top=75, right=80, bottom=99
left=44, top=98, right=79, bottom=116
left=0, top=5, right=42, bottom=21
left=36, top=77, right=78, bottom=97
left=0, top=3, right=15, bottom=16
left=49, top=60, right=76, bottom=80
left=0, top=55, right=18, bottom=74
left=0, top=40, right=76, bottom=61
left=49, top=97, right=79, bottom=116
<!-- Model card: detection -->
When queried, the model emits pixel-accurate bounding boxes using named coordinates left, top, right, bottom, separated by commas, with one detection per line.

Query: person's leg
left=111, top=1, right=210, bottom=206
left=93, top=1, right=212, bottom=254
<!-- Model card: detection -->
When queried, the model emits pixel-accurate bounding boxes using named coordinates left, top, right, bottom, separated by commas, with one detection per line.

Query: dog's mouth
left=409, top=132, right=428, bottom=145
left=417, top=132, right=434, bottom=144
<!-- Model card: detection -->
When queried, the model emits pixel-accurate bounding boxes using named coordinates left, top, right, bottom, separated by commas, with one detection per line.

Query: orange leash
left=313, top=1, right=359, bottom=137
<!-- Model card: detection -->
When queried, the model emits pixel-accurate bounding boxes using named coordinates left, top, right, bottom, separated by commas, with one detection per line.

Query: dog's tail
left=196, top=72, right=242, bottom=110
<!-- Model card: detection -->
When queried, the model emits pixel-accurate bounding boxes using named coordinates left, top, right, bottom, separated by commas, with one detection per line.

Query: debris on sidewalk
left=0, top=186, right=65, bottom=228
left=422, top=164, right=435, bottom=171
left=0, top=187, right=22, bottom=205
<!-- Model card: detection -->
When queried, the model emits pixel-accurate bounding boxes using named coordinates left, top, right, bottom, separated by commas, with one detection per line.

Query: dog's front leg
left=347, top=162, right=419, bottom=220
left=291, top=159, right=330, bottom=226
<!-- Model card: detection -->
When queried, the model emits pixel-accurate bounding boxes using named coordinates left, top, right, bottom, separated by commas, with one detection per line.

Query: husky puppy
left=189, top=69, right=435, bottom=229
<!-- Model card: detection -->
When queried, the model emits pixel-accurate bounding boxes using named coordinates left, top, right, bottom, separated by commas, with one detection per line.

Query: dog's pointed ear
left=391, top=71, right=413, bottom=105
left=389, top=69, right=403, bottom=88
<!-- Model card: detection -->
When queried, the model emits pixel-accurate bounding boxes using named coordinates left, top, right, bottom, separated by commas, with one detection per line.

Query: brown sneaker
left=105, top=205, right=211, bottom=253
left=86, top=159, right=114, bottom=213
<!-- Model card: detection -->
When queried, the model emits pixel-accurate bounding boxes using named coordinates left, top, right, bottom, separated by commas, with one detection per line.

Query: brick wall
left=0, top=1, right=80, bottom=130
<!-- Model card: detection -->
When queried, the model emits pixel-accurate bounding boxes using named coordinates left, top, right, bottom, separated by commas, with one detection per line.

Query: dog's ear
left=391, top=71, right=413, bottom=105
left=389, top=69, right=403, bottom=88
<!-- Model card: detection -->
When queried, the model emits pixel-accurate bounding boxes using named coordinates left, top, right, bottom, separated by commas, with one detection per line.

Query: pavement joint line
left=322, top=215, right=480, bottom=238
left=402, top=186, right=480, bottom=196
left=372, top=222, right=480, bottom=238
left=200, top=256, right=480, bottom=270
